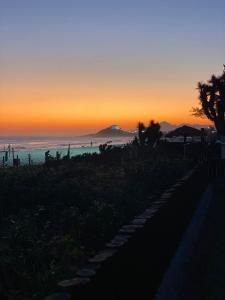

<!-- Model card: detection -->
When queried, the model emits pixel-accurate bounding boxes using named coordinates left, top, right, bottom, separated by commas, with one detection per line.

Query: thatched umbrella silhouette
left=166, top=125, right=201, bottom=143
left=166, top=125, right=202, bottom=159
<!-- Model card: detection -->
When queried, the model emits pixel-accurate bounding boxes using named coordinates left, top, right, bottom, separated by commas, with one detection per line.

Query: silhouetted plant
left=99, top=143, right=112, bottom=153
left=135, top=120, right=162, bottom=148
left=145, top=120, right=162, bottom=148
left=192, top=66, right=225, bottom=139
left=138, top=122, right=146, bottom=146
left=132, top=136, right=139, bottom=147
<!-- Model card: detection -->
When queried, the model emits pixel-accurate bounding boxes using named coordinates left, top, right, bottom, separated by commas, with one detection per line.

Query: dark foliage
left=134, top=121, right=162, bottom=148
left=192, top=66, right=225, bottom=138
left=0, top=142, right=194, bottom=299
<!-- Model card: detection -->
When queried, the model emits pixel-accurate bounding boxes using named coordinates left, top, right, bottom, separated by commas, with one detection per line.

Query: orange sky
left=0, top=76, right=211, bottom=135
left=1, top=0, right=223, bottom=135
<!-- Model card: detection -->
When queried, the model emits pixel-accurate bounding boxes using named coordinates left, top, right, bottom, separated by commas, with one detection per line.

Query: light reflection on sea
left=0, top=136, right=132, bottom=166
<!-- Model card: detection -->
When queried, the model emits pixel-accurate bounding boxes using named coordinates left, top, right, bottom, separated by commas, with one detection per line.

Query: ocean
left=0, top=136, right=132, bottom=166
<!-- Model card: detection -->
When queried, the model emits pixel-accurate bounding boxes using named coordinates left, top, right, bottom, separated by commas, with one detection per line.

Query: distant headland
left=85, top=125, right=134, bottom=137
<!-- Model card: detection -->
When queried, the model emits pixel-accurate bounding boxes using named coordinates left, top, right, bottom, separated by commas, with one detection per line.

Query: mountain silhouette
left=159, top=122, right=177, bottom=132
left=86, top=125, right=134, bottom=137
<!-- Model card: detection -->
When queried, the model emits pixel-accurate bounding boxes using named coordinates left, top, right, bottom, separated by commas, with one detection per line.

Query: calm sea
left=0, top=136, right=132, bottom=166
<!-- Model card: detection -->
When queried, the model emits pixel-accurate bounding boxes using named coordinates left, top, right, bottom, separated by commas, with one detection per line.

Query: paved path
left=154, top=177, right=225, bottom=300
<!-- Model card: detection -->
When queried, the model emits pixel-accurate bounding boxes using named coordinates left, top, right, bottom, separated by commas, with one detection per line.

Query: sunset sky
left=0, top=0, right=225, bottom=135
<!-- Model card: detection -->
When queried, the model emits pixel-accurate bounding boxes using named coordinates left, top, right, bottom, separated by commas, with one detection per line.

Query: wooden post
left=8, top=144, right=11, bottom=157
left=67, top=144, right=71, bottom=159
left=17, top=155, right=20, bottom=167
left=5, top=151, right=8, bottom=162
left=28, top=154, right=31, bottom=166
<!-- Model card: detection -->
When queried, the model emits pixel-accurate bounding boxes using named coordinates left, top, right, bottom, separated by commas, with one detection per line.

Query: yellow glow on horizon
left=0, top=78, right=211, bottom=135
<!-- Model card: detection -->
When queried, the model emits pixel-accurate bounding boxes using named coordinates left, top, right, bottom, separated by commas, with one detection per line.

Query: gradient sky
left=0, top=0, right=225, bottom=135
